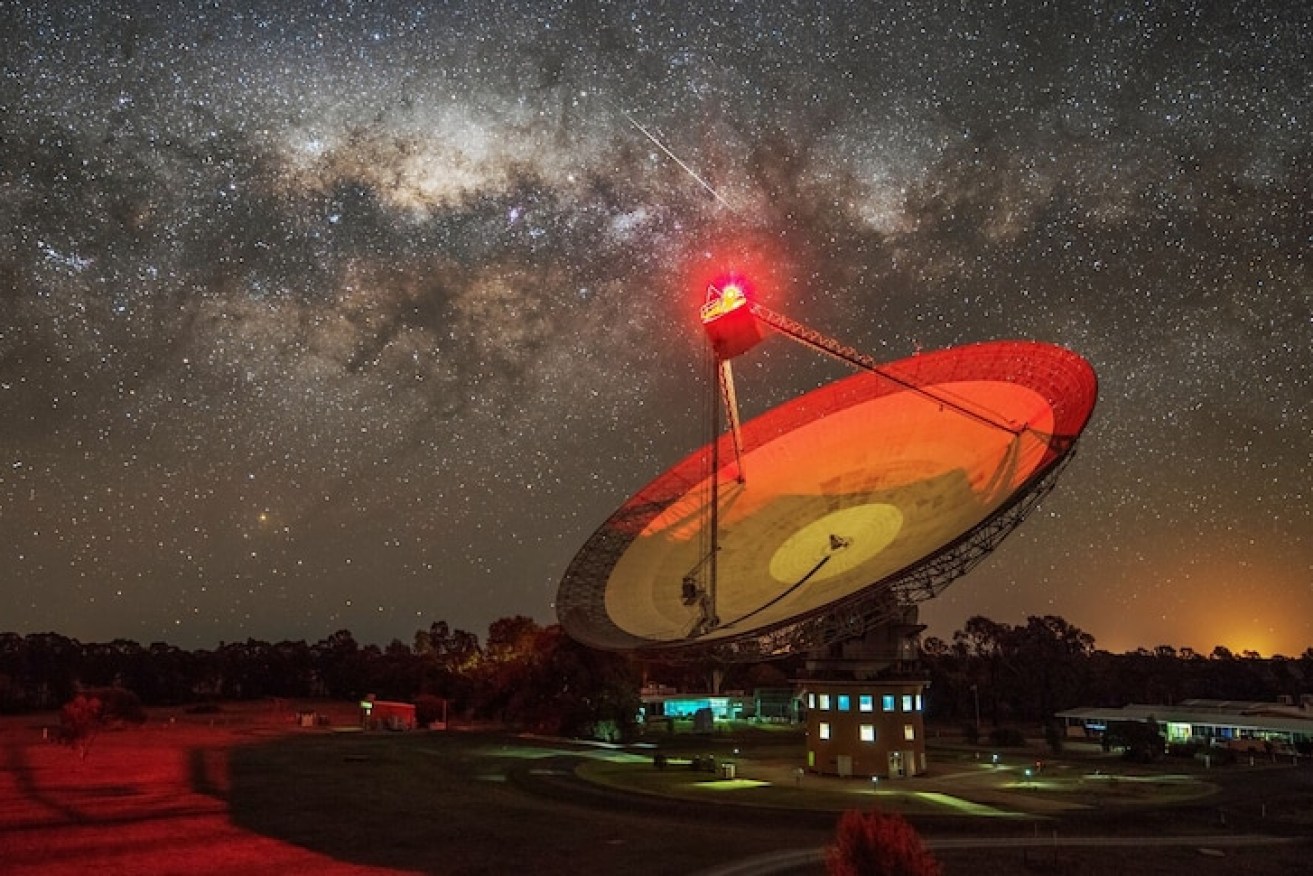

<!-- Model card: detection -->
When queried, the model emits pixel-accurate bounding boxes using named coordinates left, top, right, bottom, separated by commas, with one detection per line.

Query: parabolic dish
left=557, top=340, right=1097, bottom=654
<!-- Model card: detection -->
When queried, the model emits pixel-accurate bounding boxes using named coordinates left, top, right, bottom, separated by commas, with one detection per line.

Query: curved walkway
left=695, top=834, right=1300, bottom=876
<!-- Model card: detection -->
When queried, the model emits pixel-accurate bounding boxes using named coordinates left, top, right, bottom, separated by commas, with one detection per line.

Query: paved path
left=695, top=833, right=1300, bottom=876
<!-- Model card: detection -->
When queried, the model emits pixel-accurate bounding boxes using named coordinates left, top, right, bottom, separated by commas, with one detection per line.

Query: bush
left=826, top=808, right=940, bottom=876
left=58, top=688, right=145, bottom=759
left=58, top=694, right=104, bottom=759
left=80, top=687, right=146, bottom=725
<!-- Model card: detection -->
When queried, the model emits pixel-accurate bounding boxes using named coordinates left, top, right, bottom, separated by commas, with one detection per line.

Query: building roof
left=1056, top=702, right=1313, bottom=735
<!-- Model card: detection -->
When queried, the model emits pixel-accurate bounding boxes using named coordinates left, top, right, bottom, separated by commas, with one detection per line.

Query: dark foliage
left=2, top=616, right=1311, bottom=748
left=826, top=808, right=940, bottom=876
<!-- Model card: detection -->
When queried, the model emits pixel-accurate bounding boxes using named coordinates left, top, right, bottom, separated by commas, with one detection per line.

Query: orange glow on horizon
left=1061, top=534, right=1309, bottom=658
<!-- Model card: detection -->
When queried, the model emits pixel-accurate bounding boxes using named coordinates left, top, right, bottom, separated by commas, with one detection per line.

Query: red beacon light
left=701, top=280, right=765, bottom=361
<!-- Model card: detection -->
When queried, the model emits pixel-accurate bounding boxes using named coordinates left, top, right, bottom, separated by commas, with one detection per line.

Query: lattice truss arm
left=750, top=302, right=1029, bottom=439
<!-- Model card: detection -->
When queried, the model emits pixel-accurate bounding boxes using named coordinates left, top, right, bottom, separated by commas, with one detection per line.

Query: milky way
left=3, top=1, right=1310, bottom=655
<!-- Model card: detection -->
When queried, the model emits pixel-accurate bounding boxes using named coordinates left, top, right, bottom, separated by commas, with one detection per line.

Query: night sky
left=3, top=1, right=1310, bottom=657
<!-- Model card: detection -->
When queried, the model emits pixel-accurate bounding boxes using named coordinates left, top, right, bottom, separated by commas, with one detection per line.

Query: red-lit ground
left=0, top=705, right=408, bottom=876
left=3, top=707, right=1308, bottom=875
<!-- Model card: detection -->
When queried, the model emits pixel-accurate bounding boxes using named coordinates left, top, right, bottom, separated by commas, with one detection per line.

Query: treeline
left=4, top=614, right=1313, bottom=737
left=0, top=617, right=641, bottom=739
left=920, top=615, right=1313, bottom=728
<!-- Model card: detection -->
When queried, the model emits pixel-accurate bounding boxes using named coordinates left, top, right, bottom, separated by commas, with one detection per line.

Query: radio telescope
left=557, top=280, right=1097, bottom=659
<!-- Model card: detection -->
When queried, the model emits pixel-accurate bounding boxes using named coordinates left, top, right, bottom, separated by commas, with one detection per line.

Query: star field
left=2, top=1, right=1310, bottom=655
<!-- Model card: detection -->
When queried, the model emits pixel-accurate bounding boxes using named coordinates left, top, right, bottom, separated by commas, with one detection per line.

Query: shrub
left=58, top=694, right=105, bottom=759
left=80, top=687, right=146, bottom=725
left=826, top=808, right=940, bottom=876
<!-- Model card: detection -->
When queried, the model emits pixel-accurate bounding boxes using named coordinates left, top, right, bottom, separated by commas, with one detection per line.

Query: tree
left=485, top=615, right=540, bottom=663
left=1010, top=615, right=1096, bottom=720
left=920, top=636, right=950, bottom=657
left=43, top=688, right=143, bottom=754
left=59, top=693, right=105, bottom=759
left=953, top=616, right=1011, bottom=726
left=414, top=621, right=481, bottom=711
left=20, top=633, right=81, bottom=710
left=826, top=809, right=940, bottom=876
left=1106, top=717, right=1164, bottom=762
left=743, top=661, right=790, bottom=690
left=313, top=630, right=369, bottom=699
left=477, top=625, right=640, bottom=740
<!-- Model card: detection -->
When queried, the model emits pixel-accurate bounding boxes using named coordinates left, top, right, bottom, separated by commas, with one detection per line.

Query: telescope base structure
left=798, top=611, right=929, bottom=779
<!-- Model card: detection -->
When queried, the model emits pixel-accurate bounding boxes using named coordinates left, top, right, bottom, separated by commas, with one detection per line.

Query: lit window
left=819, top=722, right=831, bottom=740
left=915, top=694, right=923, bottom=712
left=819, top=694, right=831, bottom=711
left=837, top=695, right=851, bottom=711
left=860, top=724, right=875, bottom=742
left=882, top=694, right=895, bottom=712
left=904, top=724, right=915, bottom=741
left=806, top=693, right=815, bottom=709
left=902, top=694, right=914, bottom=712
left=859, top=694, right=874, bottom=712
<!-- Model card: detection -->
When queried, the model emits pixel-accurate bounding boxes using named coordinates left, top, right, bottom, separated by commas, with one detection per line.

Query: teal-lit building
left=639, top=685, right=801, bottom=725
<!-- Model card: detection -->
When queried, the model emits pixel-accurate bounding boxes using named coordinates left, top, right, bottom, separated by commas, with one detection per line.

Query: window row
left=817, top=722, right=917, bottom=742
left=807, top=692, right=923, bottom=713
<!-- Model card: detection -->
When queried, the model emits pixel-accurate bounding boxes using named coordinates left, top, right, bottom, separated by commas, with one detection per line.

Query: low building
left=360, top=698, right=417, bottom=731
left=1056, top=698, right=1313, bottom=753
left=639, top=686, right=749, bottom=723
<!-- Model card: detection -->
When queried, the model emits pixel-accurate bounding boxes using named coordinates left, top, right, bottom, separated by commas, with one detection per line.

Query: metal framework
left=749, top=301, right=1028, bottom=439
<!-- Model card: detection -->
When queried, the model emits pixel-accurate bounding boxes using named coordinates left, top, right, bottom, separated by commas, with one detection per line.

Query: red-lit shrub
left=58, top=693, right=104, bottom=759
left=825, top=808, right=940, bottom=876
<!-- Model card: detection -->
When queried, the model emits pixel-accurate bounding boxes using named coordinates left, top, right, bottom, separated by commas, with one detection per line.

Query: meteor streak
left=624, top=111, right=736, bottom=213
